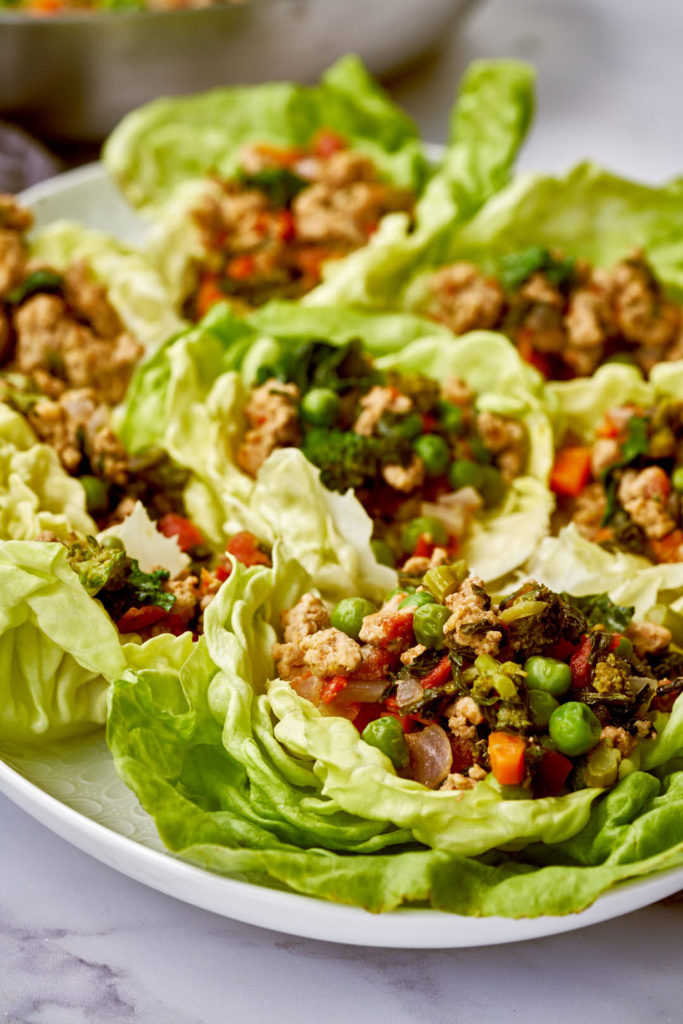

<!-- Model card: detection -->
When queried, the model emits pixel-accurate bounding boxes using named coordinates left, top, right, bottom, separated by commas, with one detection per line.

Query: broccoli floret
left=593, top=653, right=631, bottom=696
left=67, top=536, right=174, bottom=617
left=501, top=583, right=587, bottom=658
left=302, top=428, right=411, bottom=492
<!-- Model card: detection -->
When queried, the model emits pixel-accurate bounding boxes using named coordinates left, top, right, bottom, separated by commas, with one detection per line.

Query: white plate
left=1, top=163, right=681, bottom=947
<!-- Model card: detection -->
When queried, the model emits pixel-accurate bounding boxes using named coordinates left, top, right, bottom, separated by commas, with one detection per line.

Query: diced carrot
left=550, top=447, right=593, bottom=497
left=595, top=415, right=620, bottom=439
left=420, top=656, right=452, bottom=691
left=226, top=254, right=257, bottom=281
left=312, top=129, right=347, bottom=158
left=252, top=143, right=304, bottom=168
left=196, top=273, right=225, bottom=318
left=650, top=528, right=683, bottom=564
left=226, top=531, right=271, bottom=567
left=158, top=513, right=205, bottom=552
left=517, top=333, right=552, bottom=378
left=320, top=676, right=349, bottom=704
left=488, top=732, right=527, bottom=786
left=273, top=209, right=296, bottom=243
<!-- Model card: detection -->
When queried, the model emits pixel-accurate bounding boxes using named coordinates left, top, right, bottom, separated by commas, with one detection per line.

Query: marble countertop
left=3, top=0, right=683, bottom=1019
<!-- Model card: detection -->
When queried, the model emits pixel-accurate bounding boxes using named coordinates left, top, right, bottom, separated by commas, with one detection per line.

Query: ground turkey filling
left=551, top=399, right=683, bottom=563
left=427, top=248, right=683, bottom=379
left=234, top=340, right=528, bottom=570
left=189, top=131, right=415, bottom=316
left=275, top=572, right=682, bottom=796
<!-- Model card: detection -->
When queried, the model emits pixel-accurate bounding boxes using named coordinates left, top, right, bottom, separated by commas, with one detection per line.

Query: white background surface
left=2, top=0, right=683, bottom=1019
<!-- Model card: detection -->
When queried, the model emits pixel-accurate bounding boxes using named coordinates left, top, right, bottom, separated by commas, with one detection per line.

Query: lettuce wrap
left=105, top=546, right=683, bottom=915
left=118, top=301, right=554, bottom=593
left=528, top=361, right=683, bottom=612
left=102, top=59, right=533, bottom=316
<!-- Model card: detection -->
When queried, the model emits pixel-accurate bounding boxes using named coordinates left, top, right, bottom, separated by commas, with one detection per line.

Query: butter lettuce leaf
left=103, top=55, right=426, bottom=214
left=106, top=549, right=683, bottom=914
left=0, top=540, right=126, bottom=742
left=120, top=304, right=553, bottom=587
left=0, top=403, right=95, bottom=542
left=29, top=221, right=185, bottom=353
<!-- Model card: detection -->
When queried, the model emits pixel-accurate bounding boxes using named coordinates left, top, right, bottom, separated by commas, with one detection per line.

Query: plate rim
left=3, top=161, right=681, bottom=948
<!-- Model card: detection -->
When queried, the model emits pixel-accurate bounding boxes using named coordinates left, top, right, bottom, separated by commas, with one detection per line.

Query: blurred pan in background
left=0, top=0, right=475, bottom=142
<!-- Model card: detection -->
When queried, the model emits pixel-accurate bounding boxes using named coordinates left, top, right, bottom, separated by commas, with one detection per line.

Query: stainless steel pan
left=0, top=0, right=470, bottom=141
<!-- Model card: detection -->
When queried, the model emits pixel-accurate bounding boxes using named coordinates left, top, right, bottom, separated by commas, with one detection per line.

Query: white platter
left=0, top=162, right=681, bottom=948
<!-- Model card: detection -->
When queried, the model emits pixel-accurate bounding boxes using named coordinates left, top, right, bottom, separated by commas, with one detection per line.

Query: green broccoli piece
left=302, top=428, right=411, bottom=492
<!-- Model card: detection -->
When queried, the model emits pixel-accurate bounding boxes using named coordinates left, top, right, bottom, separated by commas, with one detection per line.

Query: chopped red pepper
left=226, top=531, right=271, bottom=567
left=569, top=634, right=593, bottom=688
left=545, top=638, right=577, bottom=661
left=535, top=750, right=572, bottom=797
left=349, top=645, right=396, bottom=681
left=252, top=142, right=303, bottom=168
left=650, top=528, right=683, bottom=564
left=320, top=676, right=349, bottom=704
left=116, top=605, right=168, bottom=633
left=312, top=129, right=347, bottom=158
left=517, top=333, right=552, bottom=378
left=214, top=563, right=232, bottom=582
left=158, top=513, right=205, bottom=552
left=372, top=609, right=416, bottom=644
left=419, top=656, right=452, bottom=690
left=412, top=534, right=436, bottom=559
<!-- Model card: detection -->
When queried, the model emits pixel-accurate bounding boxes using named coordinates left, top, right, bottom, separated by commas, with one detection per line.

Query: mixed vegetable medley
left=1, top=0, right=244, bottom=15
left=237, top=339, right=526, bottom=569
left=1, top=58, right=683, bottom=919
left=428, top=250, right=683, bottom=380
left=189, top=133, right=414, bottom=317
left=551, top=399, right=683, bottom=563
left=276, top=567, right=681, bottom=796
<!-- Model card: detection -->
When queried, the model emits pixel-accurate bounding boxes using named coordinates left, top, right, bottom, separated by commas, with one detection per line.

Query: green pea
left=413, top=603, right=451, bottom=649
left=400, top=516, right=449, bottom=554
left=438, top=400, right=464, bottom=434
left=370, top=539, right=396, bottom=567
left=413, top=433, right=450, bottom=476
left=80, top=474, right=110, bottom=514
left=479, top=465, right=507, bottom=507
left=469, top=437, right=493, bottom=464
left=673, top=467, right=683, bottom=493
left=330, top=597, right=375, bottom=640
left=399, top=591, right=437, bottom=610
left=524, top=656, right=572, bottom=697
left=528, top=689, right=560, bottom=728
left=301, top=387, right=341, bottom=427
left=448, top=459, right=482, bottom=491
left=392, top=412, right=423, bottom=440
left=549, top=702, right=602, bottom=757
left=361, top=716, right=409, bottom=769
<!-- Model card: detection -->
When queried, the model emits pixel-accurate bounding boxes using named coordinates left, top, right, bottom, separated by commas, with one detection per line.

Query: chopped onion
left=407, top=724, right=453, bottom=788
left=396, top=677, right=423, bottom=708
left=341, top=679, right=388, bottom=703
left=291, top=675, right=323, bottom=705
left=421, top=488, right=483, bottom=538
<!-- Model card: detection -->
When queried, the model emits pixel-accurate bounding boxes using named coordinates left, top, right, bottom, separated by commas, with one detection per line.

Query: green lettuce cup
left=118, top=301, right=555, bottom=595
left=105, top=546, right=683, bottom=915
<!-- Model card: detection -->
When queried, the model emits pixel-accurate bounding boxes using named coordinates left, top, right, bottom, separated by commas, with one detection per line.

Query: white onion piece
left=407, top=724, right=453, bottom=788
left=396, top=677, right=423, bottom=708
left=341, top=679, right=389, bottom=703
left=421, top=487, right=483, bottom=538
left=291, top=675, right=323, bottom=706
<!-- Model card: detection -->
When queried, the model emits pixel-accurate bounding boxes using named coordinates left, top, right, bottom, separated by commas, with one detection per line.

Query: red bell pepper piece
left=570, top=635, right=593, bottom=688
left=320, top=676, right=349, bottom=704
left=535, top=750, right=573, bottom=797
left=158, top=513, right=205, bottom=552
left=226, top=531, right=271, bottom=567
left=420, top=656, right=452, bottom=690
